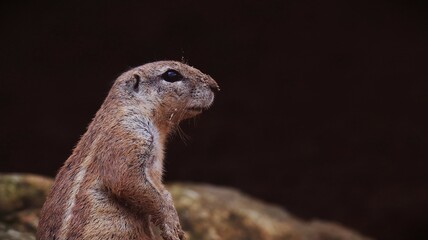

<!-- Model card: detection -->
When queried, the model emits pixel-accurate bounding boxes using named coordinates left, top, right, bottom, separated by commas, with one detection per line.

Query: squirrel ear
left=132, top=74, right=141, bottom=92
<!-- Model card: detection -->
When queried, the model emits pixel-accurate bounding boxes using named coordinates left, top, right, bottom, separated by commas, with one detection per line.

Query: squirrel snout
left=205, top=77, right=220, bottom=92
left=209, top=83, right=220, bottom=92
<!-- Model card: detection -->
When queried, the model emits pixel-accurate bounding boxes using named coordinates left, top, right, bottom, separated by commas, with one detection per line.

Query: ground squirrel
left=37, top=61, right=219, bottom=240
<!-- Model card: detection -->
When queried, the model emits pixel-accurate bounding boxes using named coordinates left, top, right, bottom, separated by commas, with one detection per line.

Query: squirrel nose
left=205, top=76, right=220, bottom=92
left=209, top=82, right=220, bottom=92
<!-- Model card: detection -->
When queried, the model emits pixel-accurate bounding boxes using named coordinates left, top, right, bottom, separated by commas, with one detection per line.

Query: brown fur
left=37, top=61, right=219, bottom=240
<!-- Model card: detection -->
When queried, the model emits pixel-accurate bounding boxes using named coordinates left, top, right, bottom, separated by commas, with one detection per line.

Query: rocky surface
left=0, top=174, right=50, bottom=240
left=170, top=184, right=370, bottom=240
left=0, top=223, right=35, bottom=240
left=0, top=173, right=371, bottom=240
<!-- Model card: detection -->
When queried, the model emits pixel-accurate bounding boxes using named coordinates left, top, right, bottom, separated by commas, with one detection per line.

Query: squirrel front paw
left=158, top=192, right=185, bottom=240
left=160, top=221, right=185, bottom=240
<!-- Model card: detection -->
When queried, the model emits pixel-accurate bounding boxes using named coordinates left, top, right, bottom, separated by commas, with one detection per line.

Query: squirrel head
left=111, top=61, right=219, bottom=126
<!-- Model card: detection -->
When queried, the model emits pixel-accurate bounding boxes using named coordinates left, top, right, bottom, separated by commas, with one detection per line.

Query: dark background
left=1, top=1, right=427, bottom=239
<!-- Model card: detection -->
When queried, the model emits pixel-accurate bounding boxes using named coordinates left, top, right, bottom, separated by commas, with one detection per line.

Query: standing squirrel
left=37, top=61, right=219, bottom=240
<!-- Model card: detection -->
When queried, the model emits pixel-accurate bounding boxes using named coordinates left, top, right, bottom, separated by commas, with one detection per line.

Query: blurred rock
left=0, top=173, right=371, bottom=240
left=0, top=223, right=35, bottom=240
left=0, top=174, right=52, bottom=237
left=0, top=174, right=52, bottom=214
left=170, top=183, right=370, bottom=240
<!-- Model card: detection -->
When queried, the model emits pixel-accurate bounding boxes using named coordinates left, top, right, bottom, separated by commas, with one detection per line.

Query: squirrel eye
left=161, top=69, right=183, bottom=82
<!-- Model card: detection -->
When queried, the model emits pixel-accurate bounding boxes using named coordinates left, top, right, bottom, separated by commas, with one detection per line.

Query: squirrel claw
left=160, top=222, right=185, bottom=240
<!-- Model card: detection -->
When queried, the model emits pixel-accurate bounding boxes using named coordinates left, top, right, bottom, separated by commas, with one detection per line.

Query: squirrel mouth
left=186, top=106, right=206, bottom=112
